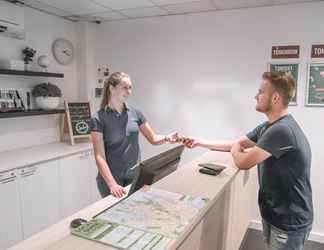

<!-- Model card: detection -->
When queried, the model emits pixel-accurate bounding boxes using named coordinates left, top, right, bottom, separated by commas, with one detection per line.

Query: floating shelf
left=0, top=69, right=64, bottom=78
left=0, top=109, right=65, bottom=119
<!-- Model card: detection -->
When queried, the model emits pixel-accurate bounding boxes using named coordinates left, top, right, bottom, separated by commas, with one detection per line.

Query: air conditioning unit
left=0, top=1, right=25, bottom=40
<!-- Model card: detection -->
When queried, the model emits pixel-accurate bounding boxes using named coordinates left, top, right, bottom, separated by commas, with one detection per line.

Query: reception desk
left=9, top=150, right=255, bottom=250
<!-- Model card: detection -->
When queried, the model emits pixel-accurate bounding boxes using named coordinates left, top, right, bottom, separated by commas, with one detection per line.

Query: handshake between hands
left=165, top=131, right=201, bottom=149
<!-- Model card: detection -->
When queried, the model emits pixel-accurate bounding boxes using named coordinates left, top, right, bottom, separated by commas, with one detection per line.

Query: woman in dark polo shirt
left=90, top=72, right=179, bottom=198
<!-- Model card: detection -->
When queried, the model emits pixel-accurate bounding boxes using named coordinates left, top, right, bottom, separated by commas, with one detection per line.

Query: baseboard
left=249, top=220, right=324, bottom=244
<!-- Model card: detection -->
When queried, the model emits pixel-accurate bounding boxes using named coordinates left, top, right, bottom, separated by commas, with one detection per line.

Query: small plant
left=22, top=47, right=36, bottom=65
left=32, top=83, right=62, bottom=97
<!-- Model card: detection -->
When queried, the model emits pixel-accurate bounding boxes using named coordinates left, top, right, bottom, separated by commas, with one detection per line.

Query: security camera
left=95, top=20, right=101, bottom=24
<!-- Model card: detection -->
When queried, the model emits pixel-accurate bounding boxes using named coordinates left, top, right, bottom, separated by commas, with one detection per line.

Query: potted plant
left=22, top=47, right=36, bottom=71
left=32, top=82, right=62, bottom=110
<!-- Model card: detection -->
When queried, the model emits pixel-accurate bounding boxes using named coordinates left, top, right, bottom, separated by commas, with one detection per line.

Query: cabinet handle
left=79, top=153, right=89, bottom=160
left=21, top=172, right=35, bottom=178
left=0, top=177, right=16, bottom=184
left=21, top=166, right=37, bottom=176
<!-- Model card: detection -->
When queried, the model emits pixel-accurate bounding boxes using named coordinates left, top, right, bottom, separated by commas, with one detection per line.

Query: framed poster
left=269, top=63, right=299, bottom=105
left=306, top=63, right=324, bottom=106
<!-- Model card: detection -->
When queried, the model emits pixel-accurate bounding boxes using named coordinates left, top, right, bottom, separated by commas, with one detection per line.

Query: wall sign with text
left=272, top=45, right=300, bottom=59
left=311, top=44, right=324, bottom=58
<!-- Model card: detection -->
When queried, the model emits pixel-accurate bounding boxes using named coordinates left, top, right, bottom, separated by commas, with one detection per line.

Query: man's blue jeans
left=262, top=219, right=311, bottom=250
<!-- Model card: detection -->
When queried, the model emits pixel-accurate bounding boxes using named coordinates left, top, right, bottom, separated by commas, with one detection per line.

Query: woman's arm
left=139, top=121, right=178, bottom=145
left=91, top=132, right=126, bottom=198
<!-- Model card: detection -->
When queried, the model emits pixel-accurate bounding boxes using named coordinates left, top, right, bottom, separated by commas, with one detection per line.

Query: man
left=184, top=72, right=313, bottom=250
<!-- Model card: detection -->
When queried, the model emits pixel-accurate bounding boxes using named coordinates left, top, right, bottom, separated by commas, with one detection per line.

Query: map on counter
left=71, top=187, right=209, bottom=250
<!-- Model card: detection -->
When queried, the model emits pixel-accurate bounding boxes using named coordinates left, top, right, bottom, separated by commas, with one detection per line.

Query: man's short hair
left=262, top=71, right=296, bottom=106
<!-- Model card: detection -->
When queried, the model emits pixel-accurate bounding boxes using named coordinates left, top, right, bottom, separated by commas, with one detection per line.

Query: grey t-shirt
left=246, top=114, right=313, bottom=232
left=90, top=104, right=146, bottom=184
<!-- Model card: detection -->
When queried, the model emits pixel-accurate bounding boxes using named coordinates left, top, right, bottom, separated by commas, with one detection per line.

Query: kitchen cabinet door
left=58, top=151, right=91, bottom=218
left=19, top=161, right=60, bottom=239
left=88, top=151, right=102, bottom=203
left=0, top=170, right=23, bottom=249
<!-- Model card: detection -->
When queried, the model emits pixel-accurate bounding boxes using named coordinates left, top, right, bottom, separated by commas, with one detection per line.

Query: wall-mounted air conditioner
left=0, top=1, right=25, bottom=40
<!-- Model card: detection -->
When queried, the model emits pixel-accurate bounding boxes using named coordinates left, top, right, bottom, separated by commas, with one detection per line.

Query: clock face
left=52, top=38, right=74, bottom=65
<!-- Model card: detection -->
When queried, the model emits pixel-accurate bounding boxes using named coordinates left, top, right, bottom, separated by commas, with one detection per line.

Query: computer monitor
left=128, top=145, right=185, bottom=195
left=93, top=145, right=185, bottom=219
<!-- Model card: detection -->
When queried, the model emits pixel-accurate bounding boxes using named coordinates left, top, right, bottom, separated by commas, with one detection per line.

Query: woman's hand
left=165, top=131, right=180, bottom=143
left=109, top=182, right=126, bottom=198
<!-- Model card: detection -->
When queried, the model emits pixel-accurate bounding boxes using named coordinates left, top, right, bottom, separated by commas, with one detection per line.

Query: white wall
left=90, top=2, right=324, bottom=241
left=0, top=6, right=78, bottom=152
left=1, top=0, right=323, bottom=243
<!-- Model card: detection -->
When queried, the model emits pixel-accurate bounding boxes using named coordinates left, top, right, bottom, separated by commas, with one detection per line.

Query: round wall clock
left=52, top=38, right=74, bottom=65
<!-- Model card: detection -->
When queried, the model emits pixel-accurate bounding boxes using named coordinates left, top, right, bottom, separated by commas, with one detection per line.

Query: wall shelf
left=0, top=69, right=64, bottom=78
left=0, top=109, right=65, bottom=119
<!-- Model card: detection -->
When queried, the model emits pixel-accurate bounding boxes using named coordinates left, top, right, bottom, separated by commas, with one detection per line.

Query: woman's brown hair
left=100, top=72, right=130, bottom=109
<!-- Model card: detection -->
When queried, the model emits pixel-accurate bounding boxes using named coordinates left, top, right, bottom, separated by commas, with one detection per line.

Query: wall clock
left=52, top=38, right=74, bottom=65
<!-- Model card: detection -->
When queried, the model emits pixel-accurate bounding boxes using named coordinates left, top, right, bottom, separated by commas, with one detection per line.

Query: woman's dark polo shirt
left=90, top=104, right=146, bottom=184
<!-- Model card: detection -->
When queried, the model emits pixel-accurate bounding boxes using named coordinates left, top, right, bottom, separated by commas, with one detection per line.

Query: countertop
left=0, top=142, right=92, bottom=173
left=9, top=150, right=241, bottom=250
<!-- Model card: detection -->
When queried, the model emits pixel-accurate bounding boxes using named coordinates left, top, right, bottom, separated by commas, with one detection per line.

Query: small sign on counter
left=62, top=101, right=91, bottom=145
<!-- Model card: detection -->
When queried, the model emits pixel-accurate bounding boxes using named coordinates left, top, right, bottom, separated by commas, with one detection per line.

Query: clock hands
left=62, top=49, right=71, bottom=56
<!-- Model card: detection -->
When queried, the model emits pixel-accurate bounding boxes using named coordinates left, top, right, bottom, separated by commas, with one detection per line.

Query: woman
left=90, top=72, right=178, bottom=198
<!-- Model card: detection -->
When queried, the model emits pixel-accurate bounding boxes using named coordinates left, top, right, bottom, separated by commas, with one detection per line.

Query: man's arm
left=183, top=135, right=256, bottom=152
left=237, top=135, right=256, bottom=149
left=193, top=139, right=234, bottom=151
left=230, top=142, right=271, bottom=170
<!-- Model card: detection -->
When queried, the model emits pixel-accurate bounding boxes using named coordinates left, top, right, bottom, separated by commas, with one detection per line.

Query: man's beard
left=256, top=99, right=272, bottom=113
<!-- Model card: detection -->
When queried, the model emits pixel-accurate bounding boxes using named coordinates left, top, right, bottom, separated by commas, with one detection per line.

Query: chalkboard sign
left=63, top=101, right=91, bottom=145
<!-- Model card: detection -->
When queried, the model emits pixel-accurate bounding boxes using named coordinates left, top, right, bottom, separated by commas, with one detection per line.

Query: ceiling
left=13, top=0, right=323, bottom=22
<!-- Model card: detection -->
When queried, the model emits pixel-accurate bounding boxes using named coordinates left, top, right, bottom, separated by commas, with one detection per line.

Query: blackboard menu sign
left=63, top=101, right=91, bottom=145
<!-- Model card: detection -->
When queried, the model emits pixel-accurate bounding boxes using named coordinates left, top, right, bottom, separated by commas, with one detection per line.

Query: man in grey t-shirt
left=183, top=72, right=313, bottom=250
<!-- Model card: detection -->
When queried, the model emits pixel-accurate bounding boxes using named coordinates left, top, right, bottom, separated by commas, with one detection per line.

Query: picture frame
left=95, top=87, right=103, bottom=98
left=268, top=62, right=299, bottom=105
left=305, top=63, right=324, bottom=106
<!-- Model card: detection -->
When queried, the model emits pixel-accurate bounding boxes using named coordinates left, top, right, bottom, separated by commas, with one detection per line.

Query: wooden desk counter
left=9, top=150, right=254, bottom=250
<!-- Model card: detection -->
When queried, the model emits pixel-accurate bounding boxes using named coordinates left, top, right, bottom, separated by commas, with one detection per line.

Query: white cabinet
left=0, top=148, right=98, bottom=248
left=58, top=151, right=92, bottom=218
left=0, top=170, right=23, bottom=249
left=19, top=161, right=60, bottom=239
left=89, top=151, right=102, bottom=203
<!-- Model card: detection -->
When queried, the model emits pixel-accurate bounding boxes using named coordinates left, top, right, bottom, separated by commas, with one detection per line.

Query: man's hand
left=109, top=182, right=126, bottom=198
left=182, top=137, right=201, bottom=149
left=230, top=141, right=244, bottom=154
